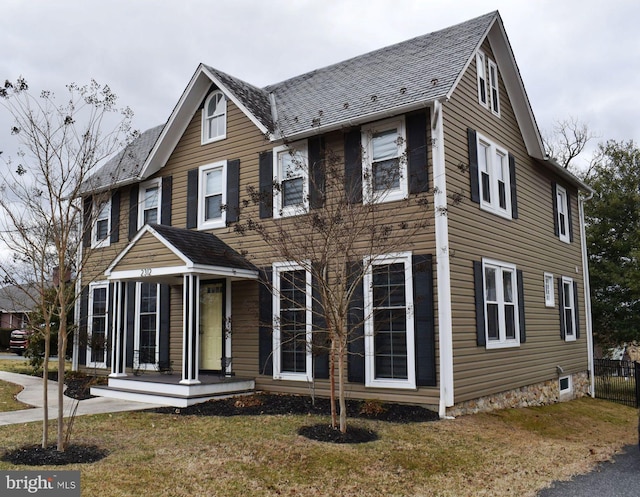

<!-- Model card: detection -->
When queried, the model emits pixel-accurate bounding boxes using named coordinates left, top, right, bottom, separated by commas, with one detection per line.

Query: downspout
left=432, top=99, right=455, bottom=418
left=578, top=190, right=595, bottom=396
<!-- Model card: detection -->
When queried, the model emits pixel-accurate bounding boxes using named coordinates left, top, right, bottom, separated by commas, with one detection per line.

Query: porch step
left=90, top=377, right=255, bottom=408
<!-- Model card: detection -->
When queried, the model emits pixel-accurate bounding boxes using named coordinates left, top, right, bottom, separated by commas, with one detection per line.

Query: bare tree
left=543, top=117, right=596, bottom=171
left=0, top=78, right=135, bottom=451
left=237, top=124, right=451, bottom=433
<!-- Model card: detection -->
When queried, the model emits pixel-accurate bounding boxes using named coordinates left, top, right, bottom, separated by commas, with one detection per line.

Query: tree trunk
left=338, top=339, right=347, bottom=433
left=56, top=314, right=67, bottom=452
left=329, top=338, right=337, bottom=428
left=41, top=326, right=50, bottom=449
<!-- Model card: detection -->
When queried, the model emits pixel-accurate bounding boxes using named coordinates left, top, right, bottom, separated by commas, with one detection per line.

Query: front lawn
left=0, top=397, right=636, bottom=496
left=0, top=381, right=25, bottom=412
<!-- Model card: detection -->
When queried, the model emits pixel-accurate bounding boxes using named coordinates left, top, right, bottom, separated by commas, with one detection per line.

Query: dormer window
left=202, top=91, right=227, bottom=144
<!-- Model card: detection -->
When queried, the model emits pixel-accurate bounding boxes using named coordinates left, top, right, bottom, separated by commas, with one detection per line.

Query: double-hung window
left=88, top=283, right=109, bottom=367
left=364, top=252, right=416, bottom=389
left=273, top=143, right=308, bottom=218
left=476, top=133, right=511, bottom=218
left=561, top=276, right=577, bottom=341
left=138, top=178, right=161, bottom=228
left=556, top=185, right=570, bottom=243
left=272, top=261, right=312, bottom=381
left=135, top=282, right=159, bottom=368
left=362, top=118, right=407, bottom=203
left=92, top=199, right=111, bottom=248
left=198, top=161, right=227, bottom=229
left=202, top=91, right=227, bottom=144
left=482, top=259, right=519, bottom=349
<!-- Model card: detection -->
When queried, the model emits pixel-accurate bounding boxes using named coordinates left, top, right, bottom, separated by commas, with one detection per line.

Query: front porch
left=91, top=373, right=256, bottom=408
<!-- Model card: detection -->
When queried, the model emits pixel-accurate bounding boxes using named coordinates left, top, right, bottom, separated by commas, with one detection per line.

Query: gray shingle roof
left=0, top=284, right=38, bottom=313
left=149, top=224, right=256, bottom=271
left=80, top=124, right=164, bottom=193
left=264, top=11, right=496, bottom=137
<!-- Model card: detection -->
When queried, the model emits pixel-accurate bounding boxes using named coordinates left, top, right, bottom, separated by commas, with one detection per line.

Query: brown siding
left=111, top=232, right=183, bottom=272
left=444, top=40, right=588, bottom=403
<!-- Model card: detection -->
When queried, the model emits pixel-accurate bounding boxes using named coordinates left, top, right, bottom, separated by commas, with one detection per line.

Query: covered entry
left=97, top=224, right=258, bottom=403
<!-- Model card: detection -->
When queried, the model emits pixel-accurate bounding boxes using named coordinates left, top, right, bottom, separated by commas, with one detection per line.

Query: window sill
left=273, top=373, right=312, bottom=382
left=201, top=134, right=227, bottom=146
left=365, top=378, right=417, bottom=390
left=198, top=218, right=226, bottom=231
left=480, top=203, right=512, bottom=220
left=91, top=239, right=111, bottom=249
left=485, top=340, right=520, bottom=350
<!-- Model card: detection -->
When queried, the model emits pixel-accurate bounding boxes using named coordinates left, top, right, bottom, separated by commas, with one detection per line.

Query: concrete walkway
left=0, top=371, right=163, bottom=426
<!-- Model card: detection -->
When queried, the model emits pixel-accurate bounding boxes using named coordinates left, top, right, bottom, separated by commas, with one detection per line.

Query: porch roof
left=105, top=224, right=259, bottom=282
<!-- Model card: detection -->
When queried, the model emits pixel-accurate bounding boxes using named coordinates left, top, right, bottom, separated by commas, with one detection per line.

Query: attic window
left=476, top=51, right=488, bottom=107
left=202, top=91, right=227, bottom=144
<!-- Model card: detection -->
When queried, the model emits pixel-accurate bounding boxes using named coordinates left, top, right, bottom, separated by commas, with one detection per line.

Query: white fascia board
left=190, top=264, right=259, bottom=280
left=108, top=265, right=190, bottom=281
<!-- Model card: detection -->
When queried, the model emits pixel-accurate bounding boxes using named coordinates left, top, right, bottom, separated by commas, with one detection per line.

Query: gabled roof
left=87, top=11, right=589, bottom=193
left=0, top=284, right=38, bottom=313
left=106, top=224, right=258, bottom=281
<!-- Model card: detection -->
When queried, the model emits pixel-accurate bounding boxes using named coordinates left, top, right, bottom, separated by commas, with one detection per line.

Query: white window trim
left=559, top=375, right=572, bottom=395
left=488, top=59, right=500, bottom=117
left=556, top=184, right=571, bottom=244
left=137, top=177, right=162, bottom=230
left=197, top=160, right=227, bottom=230
left=361, top=117, right=408, bottom=204
left=273, top=142, right=309, bottom=219
left=133, top=282, right=160, bottom=370
left=272, top=261, right=313, bottom=382
left=87, top=282, right=109, bottom=368
left=91, top=198, right=111, bottom=249
left=482, top=258, right=520, bottom=350
left=476, top=51, right=489, bottom=108
left=562, top=276, right=577, bottom=342
left=544, top=272, right=555, bottom=307
left=201, top=91, right=227, bottom=145
left=363, top=251, right=416, bottom=389
left=476, top=132, right=512, bottom=219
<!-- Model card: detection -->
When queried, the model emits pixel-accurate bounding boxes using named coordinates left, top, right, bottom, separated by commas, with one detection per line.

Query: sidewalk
left=0, top=371, right=163, bottom=426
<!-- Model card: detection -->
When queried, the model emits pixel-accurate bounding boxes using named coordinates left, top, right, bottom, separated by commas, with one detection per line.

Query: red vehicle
left=9, top=329, right=32, bottom=355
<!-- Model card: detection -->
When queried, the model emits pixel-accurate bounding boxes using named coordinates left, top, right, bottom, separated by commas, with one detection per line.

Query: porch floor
left=90, top=373, right=256, bottom=408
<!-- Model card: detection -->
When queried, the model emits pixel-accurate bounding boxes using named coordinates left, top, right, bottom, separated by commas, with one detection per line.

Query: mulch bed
left=1, top=444, right=108, bottom=466
left=153, top=393, right=438, bottom=423
left=298, top=424, right=379, bottom=444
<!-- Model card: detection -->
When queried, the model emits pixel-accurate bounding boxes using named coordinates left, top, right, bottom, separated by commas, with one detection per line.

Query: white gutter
left=432, top=99, right=454, bottom=417
left=578, top=190, right=595, bottom=396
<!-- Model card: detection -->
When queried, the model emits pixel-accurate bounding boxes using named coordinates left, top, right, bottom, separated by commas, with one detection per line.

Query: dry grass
left=0, top=380, right=25, bottom=412
left=0, top=397, right=636, bottom=496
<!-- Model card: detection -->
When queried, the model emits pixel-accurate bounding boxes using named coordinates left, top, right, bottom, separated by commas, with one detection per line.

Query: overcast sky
left=1, top=0, right=638, bottom=171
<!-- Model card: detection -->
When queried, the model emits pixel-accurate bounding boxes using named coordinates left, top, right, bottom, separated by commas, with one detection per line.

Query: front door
left=199, top=281, right=224, bottom=371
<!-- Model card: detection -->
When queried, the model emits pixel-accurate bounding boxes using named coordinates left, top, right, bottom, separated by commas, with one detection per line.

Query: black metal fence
left=594, top=359, right=640, bottom=408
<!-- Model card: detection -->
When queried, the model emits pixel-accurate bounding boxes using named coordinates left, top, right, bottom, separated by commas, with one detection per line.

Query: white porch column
left=110, top=280, right=127, bottom=377
left=180, top=274, right=201, bottom=385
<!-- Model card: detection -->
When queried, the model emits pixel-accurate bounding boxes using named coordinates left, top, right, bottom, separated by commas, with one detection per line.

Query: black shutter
left=558, top=277, right=566, bottom=340
left=259, top=151, right=273, bottom=219
left=468, top=129, right=480, bottom=203
left=226, top=159, right=240, bottom=223
left=159, top=284, right=171, bottom=366
left=517, top=269, right=526, bottom=343
left=106, top=283, right=114, bottom=368
left=413, top=254, right=436, bottom=386
left=128, top=185, right=139, bottom=240
left=509, top=154, right=519, bottom=219
left=551, top=181, right=559, bottom=237
left=110, top=191, right=120, bottom=243
left=308, top=136, right=325, bottom=209
left=347, top=261, right=365, bottom=383
left=407, top=111, right=429, bottom=194
left=473, top=260, right=486, bottom=346
left=125, top=281, right=136, bottom=368
left=186, top=168, right=198, bottom=229
left=82, top=196, right=92, bottom=247
left=344, top=128, right=362, bottom=204
left=567, top=190, right=574, bottom=242
left=258, top=268, right=273, bottom=375
left=573, top=281, right=580, bottom=339
left=78, top=286, right=89, bottom=365
left=312, top=267, right=329, bottom=379
left=161, top=176, right=173, bottom=226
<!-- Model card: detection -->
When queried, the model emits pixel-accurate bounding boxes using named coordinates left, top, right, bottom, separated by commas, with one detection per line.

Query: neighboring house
left=78, top=11, right=594, bottom=416
left=0, top=284, right=33, bottom=330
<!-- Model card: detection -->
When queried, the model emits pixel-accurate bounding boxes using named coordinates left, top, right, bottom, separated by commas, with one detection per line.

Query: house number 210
left=140, top=268, right=152, bottom=277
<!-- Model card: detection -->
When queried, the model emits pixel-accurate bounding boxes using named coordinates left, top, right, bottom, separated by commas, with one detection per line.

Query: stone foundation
left=447, top=371, right=591, bottom=417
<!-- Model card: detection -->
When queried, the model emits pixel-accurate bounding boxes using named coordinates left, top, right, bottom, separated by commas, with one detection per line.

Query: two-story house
left=78, top=11, right=594, bottom=417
